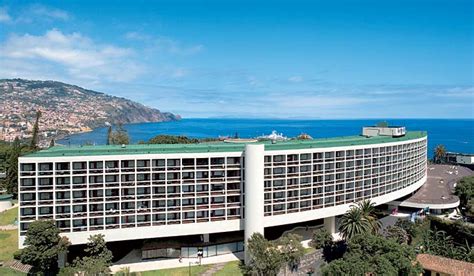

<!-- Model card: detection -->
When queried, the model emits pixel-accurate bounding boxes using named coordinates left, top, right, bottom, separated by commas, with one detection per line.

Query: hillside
left=0, top=79, right=180, bottom=145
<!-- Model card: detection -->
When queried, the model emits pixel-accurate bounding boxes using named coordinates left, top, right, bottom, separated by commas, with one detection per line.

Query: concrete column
left=324, top=216, right=336, bottom=235
left=202, top=233, right=210, bottom=243
left=244, top=144, right=265, bottom=264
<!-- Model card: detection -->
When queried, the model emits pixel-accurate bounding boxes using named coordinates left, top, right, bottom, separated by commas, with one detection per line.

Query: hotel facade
left=18, top=127, right=427, bottom=253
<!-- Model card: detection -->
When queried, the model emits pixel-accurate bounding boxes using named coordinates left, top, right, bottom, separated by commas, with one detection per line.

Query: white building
left=446, top=152, right=474, bottom=167
left=18, top=128, right=427, bottom=257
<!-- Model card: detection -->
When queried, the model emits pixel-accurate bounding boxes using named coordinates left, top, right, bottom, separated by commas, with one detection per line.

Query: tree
left=321, top=253, right=372, bottom=275
left=395, top=219, right=417, bottom=241
left=418, top=229, right=473, bottom=262
left=322, top=234, right=422, bottom=276
left=338, top=207, right=371, bottom=240
left=49, top=139, right=55, bottom=148
left=243, top=233, right=284, bottom=276
left=277, top=233, right=305, bottom=273
left=3, top=138, right=21, bottom=196
left=310, top=228, right=333, bottom=249
left=63, top=234, right=113, bottom=275
left=356, top=200, right=382, bottom=234
left=17, top=220, right=69, bottom=274
left=30, top=110, right=42, bottom=149
left=383, top=225, right=409, bottom=244
left=109, top=124, right=130, bottom=145
left=1, top=138, right=37, bottom=198
left=106, top=126, right=112, bottom=145
left=455, top=175, right=474, bottom=217
left=434, top=144, right=446, bottom=163
left=147, top=135, right=199, bottom=144
left=146, top=135, right=220, bottom=144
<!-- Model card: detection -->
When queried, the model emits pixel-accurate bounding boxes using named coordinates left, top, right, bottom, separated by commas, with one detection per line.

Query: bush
left=428, top=216, right=473, bottom=246
left=383, top=225, right=409, bottom=244
left=455, top=175, right=474, bottom=218
left=243, top=233, right=284, bottom=275
left=310, top=228, right=332, bottom=249
left=322, top=234, right=421, bottom=276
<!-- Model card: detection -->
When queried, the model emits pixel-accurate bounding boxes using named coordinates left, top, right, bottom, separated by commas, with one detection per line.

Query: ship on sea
left=257, top=130, right=288, bottom=141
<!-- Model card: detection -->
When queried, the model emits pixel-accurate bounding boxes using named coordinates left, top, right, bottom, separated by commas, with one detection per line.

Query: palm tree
left=357, top=200, right=382, bottom=234
left=338, top=207, right=371, bottom=240
left=30, top=110, right=41, bottom=149
left=434, top=144, right=446, bottom=164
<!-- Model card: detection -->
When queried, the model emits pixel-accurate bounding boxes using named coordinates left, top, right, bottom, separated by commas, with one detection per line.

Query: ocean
left=58, top=118, right=474, bottom=158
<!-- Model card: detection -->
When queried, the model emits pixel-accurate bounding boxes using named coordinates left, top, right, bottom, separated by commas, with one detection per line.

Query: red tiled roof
left=417, top=254, right=474, bottom=276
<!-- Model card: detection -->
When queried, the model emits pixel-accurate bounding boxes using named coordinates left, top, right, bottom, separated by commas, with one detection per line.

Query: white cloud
left=124, top=32, right=152, bottom=41
left=171, top=68, right=187, bottom=78
left=0, top=29, right=144, bottom=83
left=440, top=86, right=474, bottom=98
left=32, top=5, right=69, bottom=20
left=0, top=7, right=11, bottom=23
left=125, top=31, right=203, bottom=55
left=288, top=76, right=303, bottom=83
left=15, top=4, right=69, bottom=23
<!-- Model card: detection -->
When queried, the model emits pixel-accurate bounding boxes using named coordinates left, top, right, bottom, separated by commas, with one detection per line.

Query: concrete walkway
left=0, top=224, right=17, bottom=230
left=110, top=251, right=244, bottom=273
left=0, top=204, right=18, bottom=230
left=3, top=203, right=18, bottom=210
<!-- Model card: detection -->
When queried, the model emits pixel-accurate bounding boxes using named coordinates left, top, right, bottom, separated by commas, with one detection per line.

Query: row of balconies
left=265, top=160, right=424, bottom=179
left=20, top=173, right=421, bottom=210
left=264, top=147, right=425, bottom=166
left=264, top=154, right=425, bottom=175
left=21, top=163, right=243, bottom=176
left=22, top=165, right=422, bottom=200
left=19, top=174, right=423, bottom=235
left=20, top=212, right=243, bottom=235
left=19, top=144, right=425, bottom=177
left=20, top=155, right=424, bottom=185
left=20, top=165, right=424, bottom=198
left=20, top=203, right=243, bottom=219
left=266, top=144, right=424, bottom=161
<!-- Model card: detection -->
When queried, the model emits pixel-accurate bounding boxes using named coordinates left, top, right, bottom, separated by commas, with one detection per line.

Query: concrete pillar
left=324, top=216, right=336, bottom=235
left=244, top=144, right=265, bottom=264
left=203, top=233, right=210, bottom=243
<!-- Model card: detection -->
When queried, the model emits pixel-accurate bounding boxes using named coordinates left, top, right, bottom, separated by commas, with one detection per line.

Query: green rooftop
left=23, top=131, right=426, bottom=158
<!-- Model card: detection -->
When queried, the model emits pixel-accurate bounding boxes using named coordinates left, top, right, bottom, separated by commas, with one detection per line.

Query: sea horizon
left=58, top=118, right=474, bottom=158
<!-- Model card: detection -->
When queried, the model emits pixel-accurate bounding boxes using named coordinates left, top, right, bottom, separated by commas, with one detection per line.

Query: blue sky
left=0, top=0, right=472, bottom=118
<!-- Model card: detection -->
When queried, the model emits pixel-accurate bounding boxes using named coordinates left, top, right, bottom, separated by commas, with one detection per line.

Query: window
left=73, top=205, right=87, bottom=213
left=56, top=162, right=69, bottom=171
left=21, top=178, right=35, bottom=187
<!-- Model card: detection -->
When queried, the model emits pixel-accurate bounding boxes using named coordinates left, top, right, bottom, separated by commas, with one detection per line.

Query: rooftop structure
left=25, top=131, right=426, bottom=158
left=362, top=122, right=406, bottom=137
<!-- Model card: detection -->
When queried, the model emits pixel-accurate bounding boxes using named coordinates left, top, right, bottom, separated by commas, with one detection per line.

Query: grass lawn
left=0, top=229, right=22, bottom=276
left=0, top=229, right=18, bottom=262
left=0, top=207, right=17, bottom=226
left=140, top=264, right=211, bottom=276
left=0, top=267, right=26, bottom=276
left=214, top=261, right=243, bottom=276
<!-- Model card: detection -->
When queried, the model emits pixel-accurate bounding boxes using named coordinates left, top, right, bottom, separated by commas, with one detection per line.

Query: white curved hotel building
left=18, top=126, right=427, bottom=252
